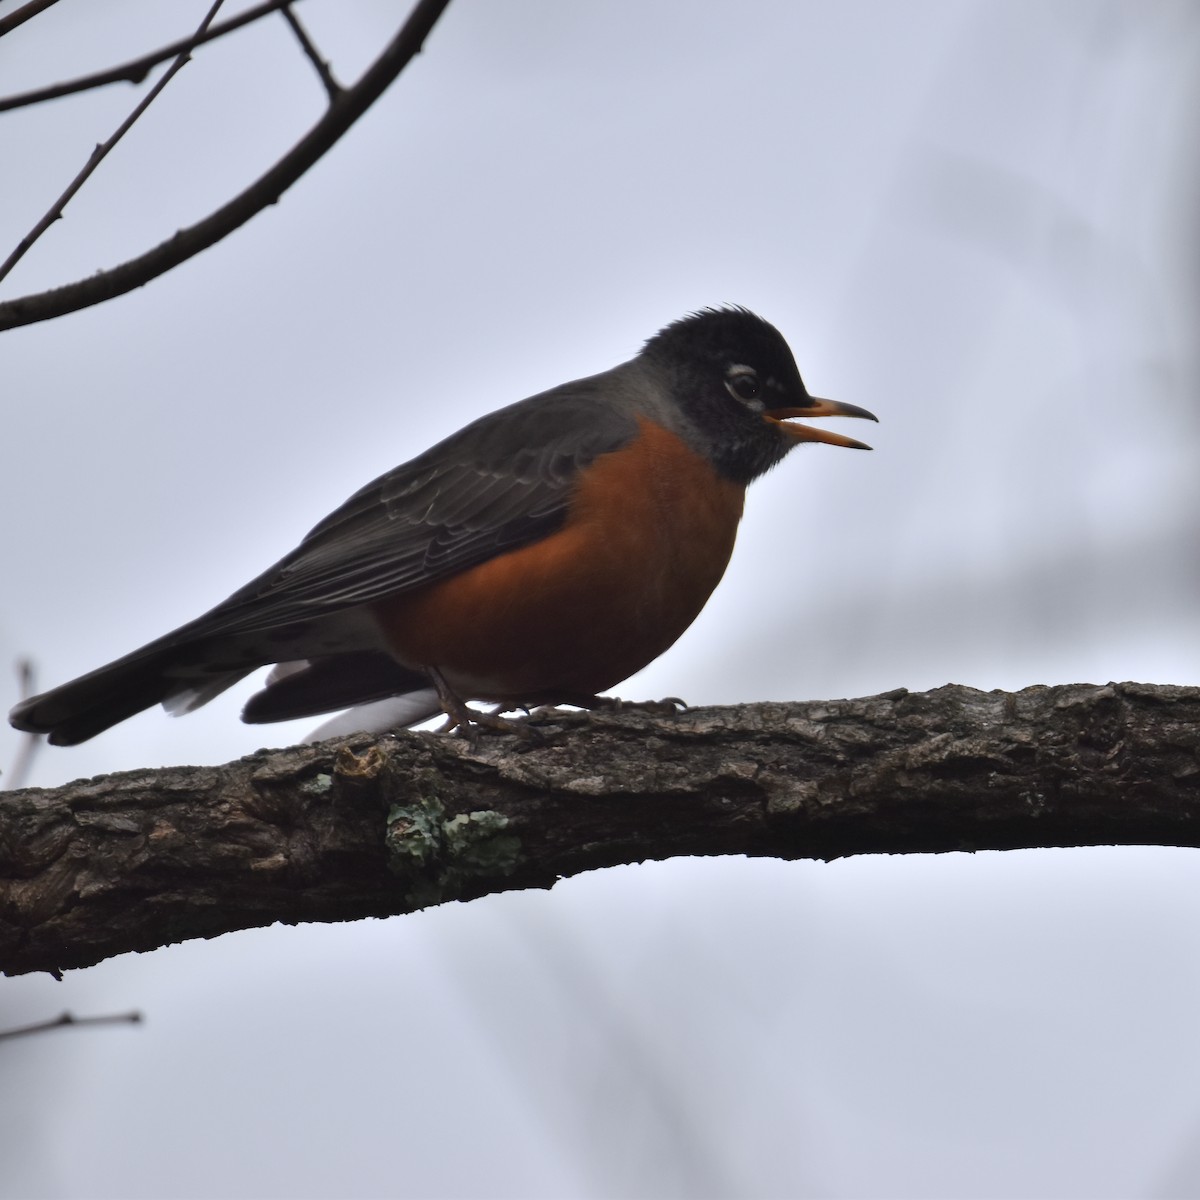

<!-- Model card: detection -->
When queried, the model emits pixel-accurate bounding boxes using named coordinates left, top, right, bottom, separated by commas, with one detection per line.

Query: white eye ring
left=725, top=367, right=762, bottom=405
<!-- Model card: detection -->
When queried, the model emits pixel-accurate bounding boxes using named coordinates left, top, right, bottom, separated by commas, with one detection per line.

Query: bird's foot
left=600, top=695, right=689, bottom=717
left=429, top=669, right=539, bottom=743
left=435, top=707, right=530, bottom=738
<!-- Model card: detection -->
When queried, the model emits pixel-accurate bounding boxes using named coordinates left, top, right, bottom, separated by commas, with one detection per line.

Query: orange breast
left=371, top=418, right=746, bottom=701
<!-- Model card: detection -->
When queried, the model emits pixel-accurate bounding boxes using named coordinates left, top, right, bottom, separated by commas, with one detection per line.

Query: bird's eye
left=725, top=370, right=761, bottom=403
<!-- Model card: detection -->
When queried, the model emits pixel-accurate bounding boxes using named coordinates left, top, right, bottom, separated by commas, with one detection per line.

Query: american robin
left=10, top=307, right=876, bottom=746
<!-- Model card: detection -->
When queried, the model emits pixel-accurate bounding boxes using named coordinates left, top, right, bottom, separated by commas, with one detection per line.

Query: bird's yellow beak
left=765, top=397, right=878, bottom=450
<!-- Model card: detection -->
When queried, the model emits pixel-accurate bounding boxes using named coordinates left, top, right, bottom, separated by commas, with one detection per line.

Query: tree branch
left=5, top=659, right=43, bottom=793
left=0, top=1010, right=142, bottom=1041
left=280, top=3, right=342, bottom=101
left=0, top=0, right=227, bottom=288
left=0, top=0, right=304, bottom=111
left=0, top=0, right=62, bottom=41
left=0, top=0, right=453, bottom=331
left=3, top=683, right=1198, bottom=978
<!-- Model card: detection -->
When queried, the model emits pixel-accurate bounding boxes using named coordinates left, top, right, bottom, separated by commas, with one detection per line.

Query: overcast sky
left=2, top=2, right=1199, bottom=1197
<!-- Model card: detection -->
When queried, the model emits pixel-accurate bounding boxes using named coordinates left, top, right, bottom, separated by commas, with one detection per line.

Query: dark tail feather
left=241, top=652, right=432, bottom=724
left=8, top=647, right=251, bottom=746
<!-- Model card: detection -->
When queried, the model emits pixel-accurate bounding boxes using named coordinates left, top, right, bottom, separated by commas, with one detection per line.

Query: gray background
left=2, top=2, right=1198, bottom=1196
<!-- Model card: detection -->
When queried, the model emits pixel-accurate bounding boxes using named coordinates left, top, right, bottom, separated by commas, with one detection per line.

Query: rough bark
left=2, top=682, right=1198, bottom=977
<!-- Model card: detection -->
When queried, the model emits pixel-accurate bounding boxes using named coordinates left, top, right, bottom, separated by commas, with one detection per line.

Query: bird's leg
left=428, top=667, right=531, bottom=738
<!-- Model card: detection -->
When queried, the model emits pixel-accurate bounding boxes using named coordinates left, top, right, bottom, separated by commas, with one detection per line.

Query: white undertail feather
left=264, top=660, right=308, bottom=686
left=304, top=690, right=443, bottom=741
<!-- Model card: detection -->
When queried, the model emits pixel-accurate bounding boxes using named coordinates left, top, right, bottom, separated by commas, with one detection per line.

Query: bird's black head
left=640, top=307, right=875, bottom=484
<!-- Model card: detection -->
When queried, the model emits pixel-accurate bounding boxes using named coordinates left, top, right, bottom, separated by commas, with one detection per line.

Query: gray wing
left=185, top=376, right=640, bottom=641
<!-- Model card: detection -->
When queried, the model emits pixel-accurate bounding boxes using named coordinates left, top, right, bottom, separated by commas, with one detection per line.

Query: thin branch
left=0, top=0, right=303, bottom=112
left=0, top=1010, right=143, bottom=1041
left=0, top=0, right=62, bottom=40
left=4, top=659, right=42, bottom=792
left=0, top=0, right=227, bottom=288
left=0, top=0, right=454, bottom=331
left=2, top=683, right=1199, bottom=978
left=281, top=3, right=342, bottom=101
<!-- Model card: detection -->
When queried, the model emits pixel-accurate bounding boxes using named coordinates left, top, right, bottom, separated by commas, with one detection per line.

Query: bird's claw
left=604, top=695, right=688, bottom=717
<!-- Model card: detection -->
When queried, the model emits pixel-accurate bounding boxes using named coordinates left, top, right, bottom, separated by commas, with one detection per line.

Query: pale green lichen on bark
left=385, top=773, right=522, bottom=907
left=440, top=811, right=522, bottom=893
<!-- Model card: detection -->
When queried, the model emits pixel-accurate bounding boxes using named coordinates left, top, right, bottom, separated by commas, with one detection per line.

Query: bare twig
left=5, top=659, right=42, bottom=792
left=0, top=1010, right=143, bottom=1041
left=281, top=3, right=342, bottom=100
left=0, top=0, right=303, bottom=112
left=0, top=0, right=453, bottom=331
left=0, top=0, right=227, bottom=288
left=0, top=0, right=62, bottom=40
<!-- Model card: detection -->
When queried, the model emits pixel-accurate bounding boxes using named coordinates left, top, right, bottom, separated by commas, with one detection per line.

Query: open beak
left=765, top=396, right=878, bottom=450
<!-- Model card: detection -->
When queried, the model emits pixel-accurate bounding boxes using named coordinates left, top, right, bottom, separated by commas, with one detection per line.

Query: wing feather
left=177, top=376, right=639, bottom=642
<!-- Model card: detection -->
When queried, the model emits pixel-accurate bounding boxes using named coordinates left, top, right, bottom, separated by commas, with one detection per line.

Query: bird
left=10, top=307, right=876, bottom=746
